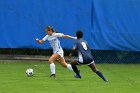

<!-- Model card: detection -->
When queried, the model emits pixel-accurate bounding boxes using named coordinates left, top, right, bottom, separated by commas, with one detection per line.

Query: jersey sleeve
left=42, top=35, right=49, bottom=41
left=53, top=33, right=64, bottom=37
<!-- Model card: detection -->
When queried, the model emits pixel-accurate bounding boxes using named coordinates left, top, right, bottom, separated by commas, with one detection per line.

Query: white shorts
left=54, top=50, right=64, bottom=58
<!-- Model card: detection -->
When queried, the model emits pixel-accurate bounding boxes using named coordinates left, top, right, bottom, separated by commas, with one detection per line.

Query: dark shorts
left=76, top=59, right=94, bottom=66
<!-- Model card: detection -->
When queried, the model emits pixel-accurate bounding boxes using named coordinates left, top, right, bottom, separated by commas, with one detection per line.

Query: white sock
left=50, top=63, right=55, bottom=74
left=67, top=64, right=73, bottom=71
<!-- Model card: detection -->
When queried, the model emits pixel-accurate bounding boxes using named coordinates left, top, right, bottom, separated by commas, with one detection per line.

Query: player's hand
left=35, top=38, right=44, bottom=44
left=35, top=38, right=39, bottom=41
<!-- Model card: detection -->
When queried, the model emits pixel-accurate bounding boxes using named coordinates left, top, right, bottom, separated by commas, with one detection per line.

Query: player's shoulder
left=52, top=32, right=57, bottom=35
left=53, top=32, right=62, bottom=35
left=42, top=34, right=49, bottom=41
left=78, top=38, right=86, bottom=42
left=82, top=39, right=88, bottom=43
left=77, top=39, right=88, bottom=45
left=43, top=34, right=49, bottom=38
left=53, top=32, right=64, bottom=36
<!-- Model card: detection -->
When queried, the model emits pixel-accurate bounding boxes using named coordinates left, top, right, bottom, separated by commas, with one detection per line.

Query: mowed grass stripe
left=0, top=60, right=139, bottom=93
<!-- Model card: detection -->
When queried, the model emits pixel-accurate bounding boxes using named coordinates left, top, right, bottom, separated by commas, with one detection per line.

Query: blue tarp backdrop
left=91, top=0, right=140, bottom=51
left=0, top=0, right=140, bottom=51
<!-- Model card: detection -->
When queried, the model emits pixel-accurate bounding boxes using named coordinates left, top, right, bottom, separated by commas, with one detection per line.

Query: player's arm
left=55, top=33, right=77, bottom=40
left=35, top=38, right=45, bottom=44
left=62, top=34, right=77, bottom=40
left=35, top=35, right=48, bottom=44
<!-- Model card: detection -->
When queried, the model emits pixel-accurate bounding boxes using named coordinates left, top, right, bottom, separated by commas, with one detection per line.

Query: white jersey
left=42, top=33, right=64, bottom=53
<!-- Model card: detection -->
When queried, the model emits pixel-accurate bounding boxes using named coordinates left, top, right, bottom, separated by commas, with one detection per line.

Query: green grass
left=0, top=60, right=139, bottom=93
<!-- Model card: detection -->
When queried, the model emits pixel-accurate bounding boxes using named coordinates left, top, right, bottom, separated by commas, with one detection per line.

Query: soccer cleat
left=50, top=74, right=56, bottom=78
left=74, top=74, right=82, bottom=79
left=104, top=79, right=109, bottom=82
left=74, top=70, right=81, bottom=79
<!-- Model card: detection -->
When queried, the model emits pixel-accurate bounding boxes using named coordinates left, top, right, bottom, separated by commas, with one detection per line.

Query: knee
left=49, top=59, right=54, bottom=64
left=91, top=68, right=97, bottom=73
left=93, top=70, right=96, bottom=73
left=62, top=65, right=67, bottom=68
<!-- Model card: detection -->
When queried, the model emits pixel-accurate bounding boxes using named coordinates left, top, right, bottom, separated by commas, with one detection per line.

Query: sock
left=67, top=64, right=73, bottom=71
left=96, top=71, right=108, bottom=81
left=50, top=63, right=55, bottom=74
left=71, top=65, right=80, bottom=76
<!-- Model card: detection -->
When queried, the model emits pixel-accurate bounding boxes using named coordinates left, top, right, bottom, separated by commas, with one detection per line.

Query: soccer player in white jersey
left=35, top=26, right=76, bottom=77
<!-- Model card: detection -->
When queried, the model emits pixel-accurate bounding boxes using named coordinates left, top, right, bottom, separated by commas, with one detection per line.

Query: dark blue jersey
left=74, top=39, right=93, bottom=63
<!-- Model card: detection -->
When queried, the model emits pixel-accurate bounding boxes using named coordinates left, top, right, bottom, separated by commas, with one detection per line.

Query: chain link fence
left=92, top=50, right=140, bottom=64
left=0, top=49, right=140, bottom=64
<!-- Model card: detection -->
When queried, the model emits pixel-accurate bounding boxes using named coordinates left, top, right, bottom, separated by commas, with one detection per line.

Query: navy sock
left=71, top=65, right=80, bottom=76
left=96, top=71, right=108, bottom=81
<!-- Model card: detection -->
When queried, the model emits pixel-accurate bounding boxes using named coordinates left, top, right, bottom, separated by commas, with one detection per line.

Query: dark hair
left=76, top=30, right=83, bottom=38
left=45, top=26, right=54, bottom=32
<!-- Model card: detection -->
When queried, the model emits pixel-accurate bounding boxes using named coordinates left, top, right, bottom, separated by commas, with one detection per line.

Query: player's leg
left=59, top=57, right=73, bottom=71
left=49, top=53, right=60, bottom=77
left=70, top=61, right=81, bottom=78
left=56, top=51, right=73, bottom=71
left=88, top=62, right=108, bottom=82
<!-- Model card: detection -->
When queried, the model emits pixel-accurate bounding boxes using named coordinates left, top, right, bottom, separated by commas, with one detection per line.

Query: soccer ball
left=26, top=68, right=34, bottom=77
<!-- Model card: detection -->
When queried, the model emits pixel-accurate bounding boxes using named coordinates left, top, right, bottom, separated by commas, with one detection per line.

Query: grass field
left=0, top=60, right=139, bottom=93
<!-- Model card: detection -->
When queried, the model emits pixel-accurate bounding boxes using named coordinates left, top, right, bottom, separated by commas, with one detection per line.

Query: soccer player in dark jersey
left=70, top=31, right=108, bottom=82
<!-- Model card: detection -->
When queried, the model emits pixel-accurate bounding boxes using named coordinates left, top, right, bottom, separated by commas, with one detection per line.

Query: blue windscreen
left=0, top=0, right=140, bottom=51
left=0, top=0, right=91, bottom=49
left=91, top=0, right=140, bottom=51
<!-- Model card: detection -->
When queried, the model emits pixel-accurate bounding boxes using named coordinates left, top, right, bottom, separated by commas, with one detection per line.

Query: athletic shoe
left=50, top=74, right=56, bottom=78
left=104, top=79, right=108, bottom=82
left=74, top=74, right=82, bottom=79
left=74, top=70, right=81, bottom=79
